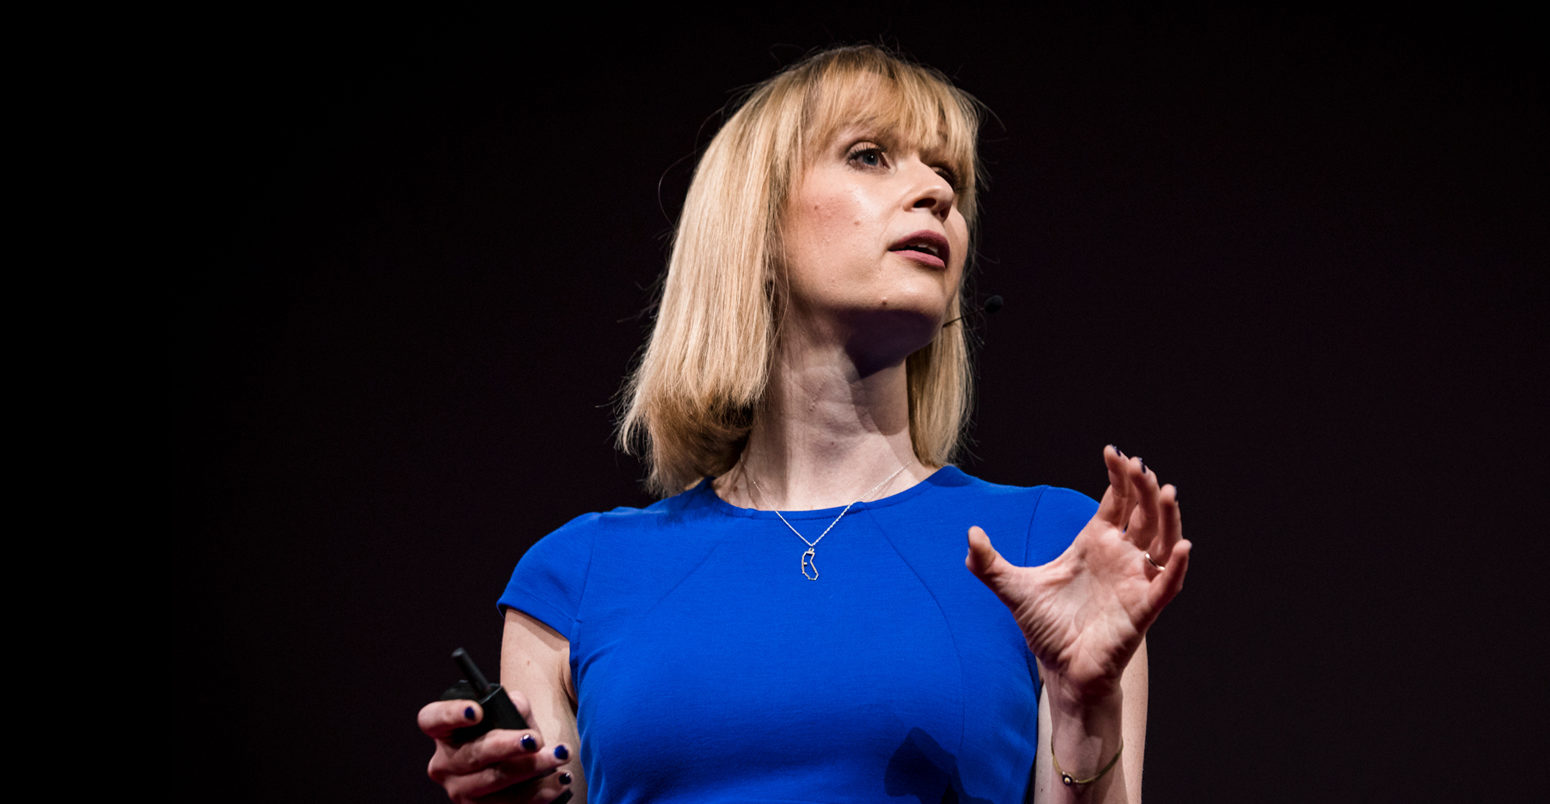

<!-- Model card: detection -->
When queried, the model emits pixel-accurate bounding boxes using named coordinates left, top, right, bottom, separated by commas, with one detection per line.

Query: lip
left=888, top=230, right=951, bottom=270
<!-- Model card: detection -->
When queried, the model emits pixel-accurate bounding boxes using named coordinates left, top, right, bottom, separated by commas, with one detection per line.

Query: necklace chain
left=746, top=463, right=909, bottom=581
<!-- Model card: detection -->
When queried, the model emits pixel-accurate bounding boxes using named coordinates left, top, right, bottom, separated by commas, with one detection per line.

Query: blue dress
left=499, top=466, right=1096, bottom=803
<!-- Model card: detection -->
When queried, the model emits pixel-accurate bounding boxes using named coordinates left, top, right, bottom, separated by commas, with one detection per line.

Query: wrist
left=1044, top=672, right=1124, bottom=720
left=1044, top=684, right=1125, bottom=795
left=1047, top=686, right=1122, bottom=736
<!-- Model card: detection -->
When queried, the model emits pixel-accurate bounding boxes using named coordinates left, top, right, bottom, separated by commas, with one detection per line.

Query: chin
left=873, top=288, right=954, bottom=328
left=840, top=303, right=948, bottom=370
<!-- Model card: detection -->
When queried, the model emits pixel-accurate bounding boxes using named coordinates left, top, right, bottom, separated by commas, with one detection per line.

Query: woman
left=419, top=45, right=1189, bottom=803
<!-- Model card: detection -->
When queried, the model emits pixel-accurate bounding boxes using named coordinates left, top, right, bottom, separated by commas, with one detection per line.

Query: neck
left=720, top=325, right=935, bottom=510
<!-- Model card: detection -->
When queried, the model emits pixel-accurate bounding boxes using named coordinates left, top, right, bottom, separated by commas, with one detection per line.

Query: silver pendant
left=801, top=547, right=819, bottom=581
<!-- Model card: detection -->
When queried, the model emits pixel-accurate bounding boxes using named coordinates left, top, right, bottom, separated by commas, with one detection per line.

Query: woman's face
left=781, top=123, right=970, bottom=359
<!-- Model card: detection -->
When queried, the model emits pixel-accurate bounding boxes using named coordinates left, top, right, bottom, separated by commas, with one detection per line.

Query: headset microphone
left=943, top=294, right=1004, bottom=327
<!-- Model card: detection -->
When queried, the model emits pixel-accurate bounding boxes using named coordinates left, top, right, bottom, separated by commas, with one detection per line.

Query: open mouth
left=890, top=231, right=951, bottom=267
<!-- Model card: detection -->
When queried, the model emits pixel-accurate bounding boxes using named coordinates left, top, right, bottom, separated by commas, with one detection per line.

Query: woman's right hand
left=418, top=691, right=574, bottom=803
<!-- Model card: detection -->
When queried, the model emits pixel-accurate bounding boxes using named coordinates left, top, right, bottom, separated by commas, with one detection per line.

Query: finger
left=419, top=699, right=482, bottom=739
left=1126, top=456, right=1162, bottom=549
left=463, top=743, right=574, bottom=800
left=1146, top=483, right=1182, bottom=563
left=506, top=763, right=578, bottom=803
left=1095, top=446, right=1137, bottom=530
left=437, top=728, right=533, bottom=777
left=1143, top=539, right=1191, bottom=618
left=966, top=526, right=1018, bottom=603
left=436, top=737, right=572, bottom=799
left=440, top=760, right=561, bottom=802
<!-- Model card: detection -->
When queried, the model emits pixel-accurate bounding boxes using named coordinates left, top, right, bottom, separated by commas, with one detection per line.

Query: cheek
left=793, top=194, right=864, bottom=254
left=948, top=209, right=970, bottom=245
left=783, top=201, right=848, bottom=295
left=948, top=216, right=970, bottom=275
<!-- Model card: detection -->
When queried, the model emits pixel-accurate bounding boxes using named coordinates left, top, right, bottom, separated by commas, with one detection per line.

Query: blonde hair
left=618, top=45, right=984, bottom=496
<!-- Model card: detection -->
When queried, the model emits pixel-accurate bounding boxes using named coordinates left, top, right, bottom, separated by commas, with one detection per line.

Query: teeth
left=894, top=239, right=944, bottom=258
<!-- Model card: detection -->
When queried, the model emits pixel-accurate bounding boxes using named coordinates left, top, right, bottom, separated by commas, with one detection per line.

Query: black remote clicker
left=440, top=647, right=530, bottom=744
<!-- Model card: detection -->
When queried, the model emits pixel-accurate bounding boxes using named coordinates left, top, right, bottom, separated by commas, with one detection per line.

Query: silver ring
left=1145, top=551, right=1165, bottom=570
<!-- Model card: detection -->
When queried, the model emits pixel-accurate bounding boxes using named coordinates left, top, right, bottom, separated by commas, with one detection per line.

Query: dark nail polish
left=554, top=744, right=570, bottom=761
left=558, top=771, right=573, bottom=785
left=463, top=706, right=476, bottom=721
left=554, top=792, right=574, bottom=804
left=1114, top=445, right=1124, bottom=457
left=1139, top=458, right=1147, bottom=474
left=521, top=734, right=538, bottom=752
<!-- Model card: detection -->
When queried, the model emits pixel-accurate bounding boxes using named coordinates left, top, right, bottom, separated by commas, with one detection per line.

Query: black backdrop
left=173, top=6, right=1548, bottom=801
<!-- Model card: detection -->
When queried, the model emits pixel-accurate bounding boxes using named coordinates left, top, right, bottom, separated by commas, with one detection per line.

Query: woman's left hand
left=966, top=446, right=1191, bottom=704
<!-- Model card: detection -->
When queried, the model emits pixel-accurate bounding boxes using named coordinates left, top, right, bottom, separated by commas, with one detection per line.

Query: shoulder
left=928, top=466, right=1097, bottom=512
left=524, top=482, right=722, bottom=554
left=502, top=484, right=724, bottom=631
left=923, top=467, right=1097, bottom=563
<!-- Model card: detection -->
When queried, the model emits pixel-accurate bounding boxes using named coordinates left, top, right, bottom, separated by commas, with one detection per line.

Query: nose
left=907, top=159, right=956, bottom=221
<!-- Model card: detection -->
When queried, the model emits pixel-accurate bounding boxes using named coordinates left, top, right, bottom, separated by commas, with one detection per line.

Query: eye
left=846, top=142, right=888, bottom=170
left=933, top=165, right=961, bottom=191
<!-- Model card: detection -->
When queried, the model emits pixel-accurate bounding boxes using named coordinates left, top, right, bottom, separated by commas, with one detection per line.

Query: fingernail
left=554, top=792, right=574, bottom=804
left=463, top=706, right=476, bottom=721
left=521, top=734, right=538, bottom=752
left=554, top=744, right=570, bottom=761
left=1139, top=457, right=1147, bottom=474
left=1113, top=445, right=1124, bottom=457
left=558, top=771, right=573, bottom=785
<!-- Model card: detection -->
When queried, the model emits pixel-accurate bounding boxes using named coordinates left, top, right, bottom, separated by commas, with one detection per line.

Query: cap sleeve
left=497, top=513, right=600, bottom=641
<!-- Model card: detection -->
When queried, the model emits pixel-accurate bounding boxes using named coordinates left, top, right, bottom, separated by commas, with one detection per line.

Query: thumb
left=965, top=526, right=1013, bottom=592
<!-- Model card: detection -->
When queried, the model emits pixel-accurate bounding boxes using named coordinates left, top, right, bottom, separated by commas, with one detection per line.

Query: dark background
left=172, top=5, right=1547, bottom=801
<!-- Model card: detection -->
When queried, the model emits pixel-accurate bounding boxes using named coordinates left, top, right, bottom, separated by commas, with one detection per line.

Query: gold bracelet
left=1050, top=736, right=1123, bottom=787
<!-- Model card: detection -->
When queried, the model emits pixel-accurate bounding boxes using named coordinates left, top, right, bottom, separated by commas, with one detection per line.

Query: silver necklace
left=747, top=463, right=909, bottom=581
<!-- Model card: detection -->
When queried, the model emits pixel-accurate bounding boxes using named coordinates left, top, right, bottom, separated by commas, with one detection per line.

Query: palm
left=967, top=447, right=1190, bottom=700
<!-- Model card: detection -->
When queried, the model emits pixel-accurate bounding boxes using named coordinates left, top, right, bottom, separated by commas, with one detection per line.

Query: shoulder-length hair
left=618, top=45, right=985, bottom=496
